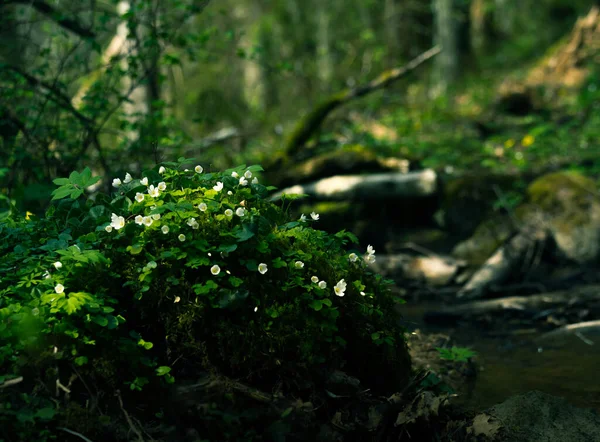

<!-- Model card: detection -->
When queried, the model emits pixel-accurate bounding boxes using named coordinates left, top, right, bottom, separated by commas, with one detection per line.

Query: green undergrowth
left=0, top=158, right=410, bottom=440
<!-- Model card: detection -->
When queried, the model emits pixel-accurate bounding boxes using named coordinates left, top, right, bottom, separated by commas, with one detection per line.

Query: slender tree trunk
left=432, top=0, right=458, bottom=96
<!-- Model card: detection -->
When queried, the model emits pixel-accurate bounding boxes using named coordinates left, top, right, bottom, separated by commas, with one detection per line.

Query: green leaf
left=74, top=356, right=89, bottom=366
left=371, top=332, right=381, bottom=341
left=309, top=300, right=323, bottom=311
left=281, top=407, right=293, bottom=418
left=272, top=257, right=287, bottom=268
left=69, top=170, right=81, bottom=184
left=35, top=407, right=56, bottom=420
left=51, top=186, right=73, bottom=200
left=321, top=298, right=333, bottom=307
left=92, top=315, right=108, bottom=326
left=156, top=366, right=171, bottom=376
left=138, top=339, right=153, bottom=350
left=229, top=276, right=244, bottom=287
left=52, top=178, right=70, bottom=186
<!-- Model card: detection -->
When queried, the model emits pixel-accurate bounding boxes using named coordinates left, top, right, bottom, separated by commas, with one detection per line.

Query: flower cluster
left=103, top=165, right=376, bottom=304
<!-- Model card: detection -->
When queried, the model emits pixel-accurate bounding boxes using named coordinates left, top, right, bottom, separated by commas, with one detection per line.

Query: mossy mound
left=452, top=215, right=515, bottom=266
left=0, top=162, right=411, bottom=441
left=517, top=170, right=600, bottom=263
left=440, top=173, right=519, bottom=237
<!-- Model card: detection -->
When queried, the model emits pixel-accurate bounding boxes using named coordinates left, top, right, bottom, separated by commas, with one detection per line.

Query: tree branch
left=283, top=46, right=441, bottom=159
left=2, top=0, right=96, bottom=40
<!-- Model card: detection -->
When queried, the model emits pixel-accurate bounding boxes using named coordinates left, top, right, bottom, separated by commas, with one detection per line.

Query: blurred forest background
left=1, top=0, right=600, bottom=214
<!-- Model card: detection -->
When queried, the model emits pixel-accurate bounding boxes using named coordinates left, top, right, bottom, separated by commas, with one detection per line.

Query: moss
left=441, top=173, right=518, bottom=237
left=452, top=215, right=514, bottom=265
left=270, top=144, right=413, bottom=187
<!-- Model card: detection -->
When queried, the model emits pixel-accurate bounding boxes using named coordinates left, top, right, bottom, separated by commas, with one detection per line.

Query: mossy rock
left=516, top=170, right=600, bottom=264
left=440, top=173, right=519, bottom=237
left=452, top=214, right=515, bottom=266
left=269, top=144, right=416, bottom=188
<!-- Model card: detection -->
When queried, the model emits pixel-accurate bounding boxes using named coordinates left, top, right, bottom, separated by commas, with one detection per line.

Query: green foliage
left=436, top=346, right=477, bottom=363
left=0, top=160, right=408, bottom=440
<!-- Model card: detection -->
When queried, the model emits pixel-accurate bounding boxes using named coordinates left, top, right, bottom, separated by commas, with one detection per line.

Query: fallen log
left=369, top=253, right=463, bottom=286
left=457, top=227, right=547, bottom=300
left=425, top=285, right=600, bottom=324
left=270, top=169, right=438, bottom=202
left=537, top=319, right=600, bottom=345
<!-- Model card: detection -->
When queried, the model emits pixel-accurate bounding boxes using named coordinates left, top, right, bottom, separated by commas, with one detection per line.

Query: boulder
left=467, top=391, right=600, bottom=442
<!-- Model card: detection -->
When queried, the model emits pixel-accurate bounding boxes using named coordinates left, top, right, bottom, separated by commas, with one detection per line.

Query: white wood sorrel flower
left=198, top=203, right=208, bottom=212
left=140, top=177, right=148, bottom=186
left=258, top=263, right=268, bottom=274
left=110, top=213, right=125, bottom=230
left=112, top=178, right=122, bottom=188
left=195, top=165, right=203, bottom=173
left=334, top=279, right=347, bottom=297
left=213, top=182, right=223, bottom=192
left=311, top=276, right=319, bottom=283
left=310, top=212, right=319, bottom=221
left=54, top=284, right=64, bottom=294
left=135, top=192, right=145, bottom=203
left=123, top=172, right=133, bottom=183
left=294, top=261, right=304, bottom=269
left=210, top=265, right=220, bottom=275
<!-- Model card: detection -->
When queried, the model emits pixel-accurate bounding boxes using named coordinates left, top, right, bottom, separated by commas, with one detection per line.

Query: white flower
left=367, top=245, right=375, bottom=255
left=231, top=171, right=239, bottom=178
left=148, top=185, right=160, bottom=198
left=110, top=213, right=125, bottom=230
left=213, top=182, right=223, bottom=192
left=360, top=291, right=366, bottom=296
left=348, top=253, right=358, bottom=262
left=198, top=203, right=208, bottom=212
left=112, top=178, right=122, bottom=188
left=174, top=296, right=181, bottom=303
left=43, top=271, right=50, bottom=279
left=311, top=276, right=319, bottom=283
left=53, top=261, right=62, bottom=270
left=140, top=177, right=148, bottom=186
left=227, top=191, right=233, bottom=195
left=184, top=169, right=189, bottom=172
left=252, top=177, right=258, bottom=184
left=299, top=214, right=307, bottom=222
left=258, top=263, right=268, bottom=274
left=210, top=265, right=220, bottom=275
left=152, top=213, right=161, bottom=221
left=157, top=181, right=167, bottom=191
left=161, top=225, right=169, bottom=234
left=142, top=216, right=153, bottom=227
left=244, top=170, right=252, bottom=179
left=123, top=173, right=133, bottom=184
left=135, top=215, right=144, bottom=225
left=310, top=212, right=319, bottom=221
left=54, top=284, right=65, bottom=294
left=235, top=207, right=246, bottom=217
left=178, top=234, right=186, bottom=242
left=135, top=192, right=145, bottom=203
left=239, top=177, right=248, bottom=186
left=105, top=225, right=113, bottom=233
left=195, top=165, right=203, bottom=174
left=334, top=279, right=347, bottom=297
left=364, top=254, right=376, bottom=264
left=294, top=261, right=304, bottom=269
left=318, top=281, right=327, bottom=289
left=254, top=306, right=258, bottom=312
left=187, top=218, right=199, bottom=229
left=159, top=166, right=166, bottom=174
left=224, top=209, right=233, bottom=217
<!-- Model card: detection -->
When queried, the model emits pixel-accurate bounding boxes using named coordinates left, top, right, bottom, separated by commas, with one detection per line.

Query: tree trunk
left=432, top=0, right=458, bottom=96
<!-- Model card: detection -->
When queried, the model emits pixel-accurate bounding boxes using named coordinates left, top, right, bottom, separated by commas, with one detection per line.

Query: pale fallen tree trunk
left=457, top=227, right=547, bottom=300
left=426, top=284, right=600, bottom=323
left=368, top=253, right=464, bottom=286
left=270, top=169, right=438, bottom=202
left=537, top=319, right=600, bottom=345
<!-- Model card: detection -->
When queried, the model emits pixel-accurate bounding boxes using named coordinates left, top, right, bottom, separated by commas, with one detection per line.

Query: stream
left=401, top=300, right=600, bottom=412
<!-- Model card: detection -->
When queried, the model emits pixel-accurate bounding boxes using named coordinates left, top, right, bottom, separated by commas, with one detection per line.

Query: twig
left=0, top=376, right=23, bottom=388
left=57, top=427, right=95, bottom=442
left=115, top=390, right=145, bottom=442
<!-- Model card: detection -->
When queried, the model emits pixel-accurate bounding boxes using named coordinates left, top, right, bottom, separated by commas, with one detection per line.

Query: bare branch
left=2, top=0, right=96, bottom=40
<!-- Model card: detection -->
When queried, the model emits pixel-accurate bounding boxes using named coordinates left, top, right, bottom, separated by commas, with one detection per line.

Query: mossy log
left=270, top=169, right=438, bottom=202
left=282, top=46, right=441, bottom=161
